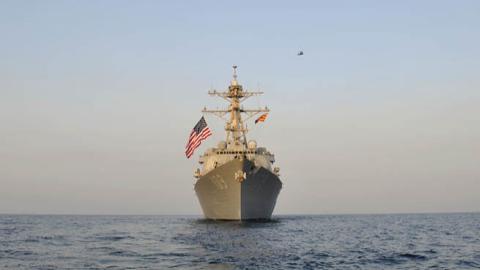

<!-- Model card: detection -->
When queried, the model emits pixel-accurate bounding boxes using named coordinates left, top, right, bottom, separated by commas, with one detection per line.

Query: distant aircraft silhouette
left=297, top=51, right=304, bottom=56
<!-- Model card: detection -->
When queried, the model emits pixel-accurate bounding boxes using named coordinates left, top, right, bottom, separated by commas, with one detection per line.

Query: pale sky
left=1, top=1, right=479, bottom=215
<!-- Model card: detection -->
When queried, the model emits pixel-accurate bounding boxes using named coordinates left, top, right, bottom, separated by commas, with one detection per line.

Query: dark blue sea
left=1, top=214, right=479, bottom=269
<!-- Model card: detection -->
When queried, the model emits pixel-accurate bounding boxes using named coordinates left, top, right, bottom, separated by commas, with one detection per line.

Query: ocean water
left=0, top=214, right=479, bottom=269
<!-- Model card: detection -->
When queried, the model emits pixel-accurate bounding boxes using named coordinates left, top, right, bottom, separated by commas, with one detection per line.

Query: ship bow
left=195, top=159, right=282, bottom=220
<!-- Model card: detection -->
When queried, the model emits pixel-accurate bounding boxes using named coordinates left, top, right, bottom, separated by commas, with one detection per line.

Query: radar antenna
left=202, top=65, right=269, bottom=148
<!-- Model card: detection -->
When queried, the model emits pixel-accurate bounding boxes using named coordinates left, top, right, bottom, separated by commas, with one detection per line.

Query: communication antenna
left=202, top=65, right=269, bottom=147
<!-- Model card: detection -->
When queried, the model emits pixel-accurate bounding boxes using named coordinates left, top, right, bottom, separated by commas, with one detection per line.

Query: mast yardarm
left=202, top=66, right=269, bottom=148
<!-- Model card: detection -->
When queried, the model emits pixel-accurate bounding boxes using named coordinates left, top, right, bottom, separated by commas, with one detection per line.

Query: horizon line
left=1, top=211, right=479, bottom=216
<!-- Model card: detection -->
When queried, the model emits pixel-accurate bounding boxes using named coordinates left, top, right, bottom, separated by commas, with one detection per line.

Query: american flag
left=185, top=117, right=212, bottom=158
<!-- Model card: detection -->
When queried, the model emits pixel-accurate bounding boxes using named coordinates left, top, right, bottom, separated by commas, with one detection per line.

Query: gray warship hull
left=195, top=159, right=282, bottom=220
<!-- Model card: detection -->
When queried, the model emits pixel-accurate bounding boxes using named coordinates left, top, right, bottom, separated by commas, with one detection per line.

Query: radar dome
left=247, top=140, right=257, bottom=149
left=217, top=141, right=227, bottom=149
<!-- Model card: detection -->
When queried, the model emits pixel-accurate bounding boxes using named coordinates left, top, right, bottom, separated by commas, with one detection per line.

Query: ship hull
left=194, top=159, right=282, bottom=220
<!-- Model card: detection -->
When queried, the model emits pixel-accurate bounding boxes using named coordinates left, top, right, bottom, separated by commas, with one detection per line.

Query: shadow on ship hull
left=194, top=159, right=282, bottom=220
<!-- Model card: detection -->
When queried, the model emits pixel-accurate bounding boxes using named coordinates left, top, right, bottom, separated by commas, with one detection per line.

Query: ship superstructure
left=193, top=66, right=282, bottom=220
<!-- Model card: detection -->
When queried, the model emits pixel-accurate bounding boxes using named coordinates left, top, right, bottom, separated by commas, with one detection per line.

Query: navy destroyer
left=190, top=66, right=282, bottom=220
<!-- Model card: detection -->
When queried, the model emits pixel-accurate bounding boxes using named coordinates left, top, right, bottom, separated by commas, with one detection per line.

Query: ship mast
left=202, top=66, right=269, bottom=149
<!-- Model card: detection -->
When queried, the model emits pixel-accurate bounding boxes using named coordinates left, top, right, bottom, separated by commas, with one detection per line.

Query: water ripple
left=0, top=214, right=479, bottom=269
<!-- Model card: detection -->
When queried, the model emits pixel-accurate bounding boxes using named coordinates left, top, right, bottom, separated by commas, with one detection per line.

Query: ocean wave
left=1, top=214, right=479, bottom=269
